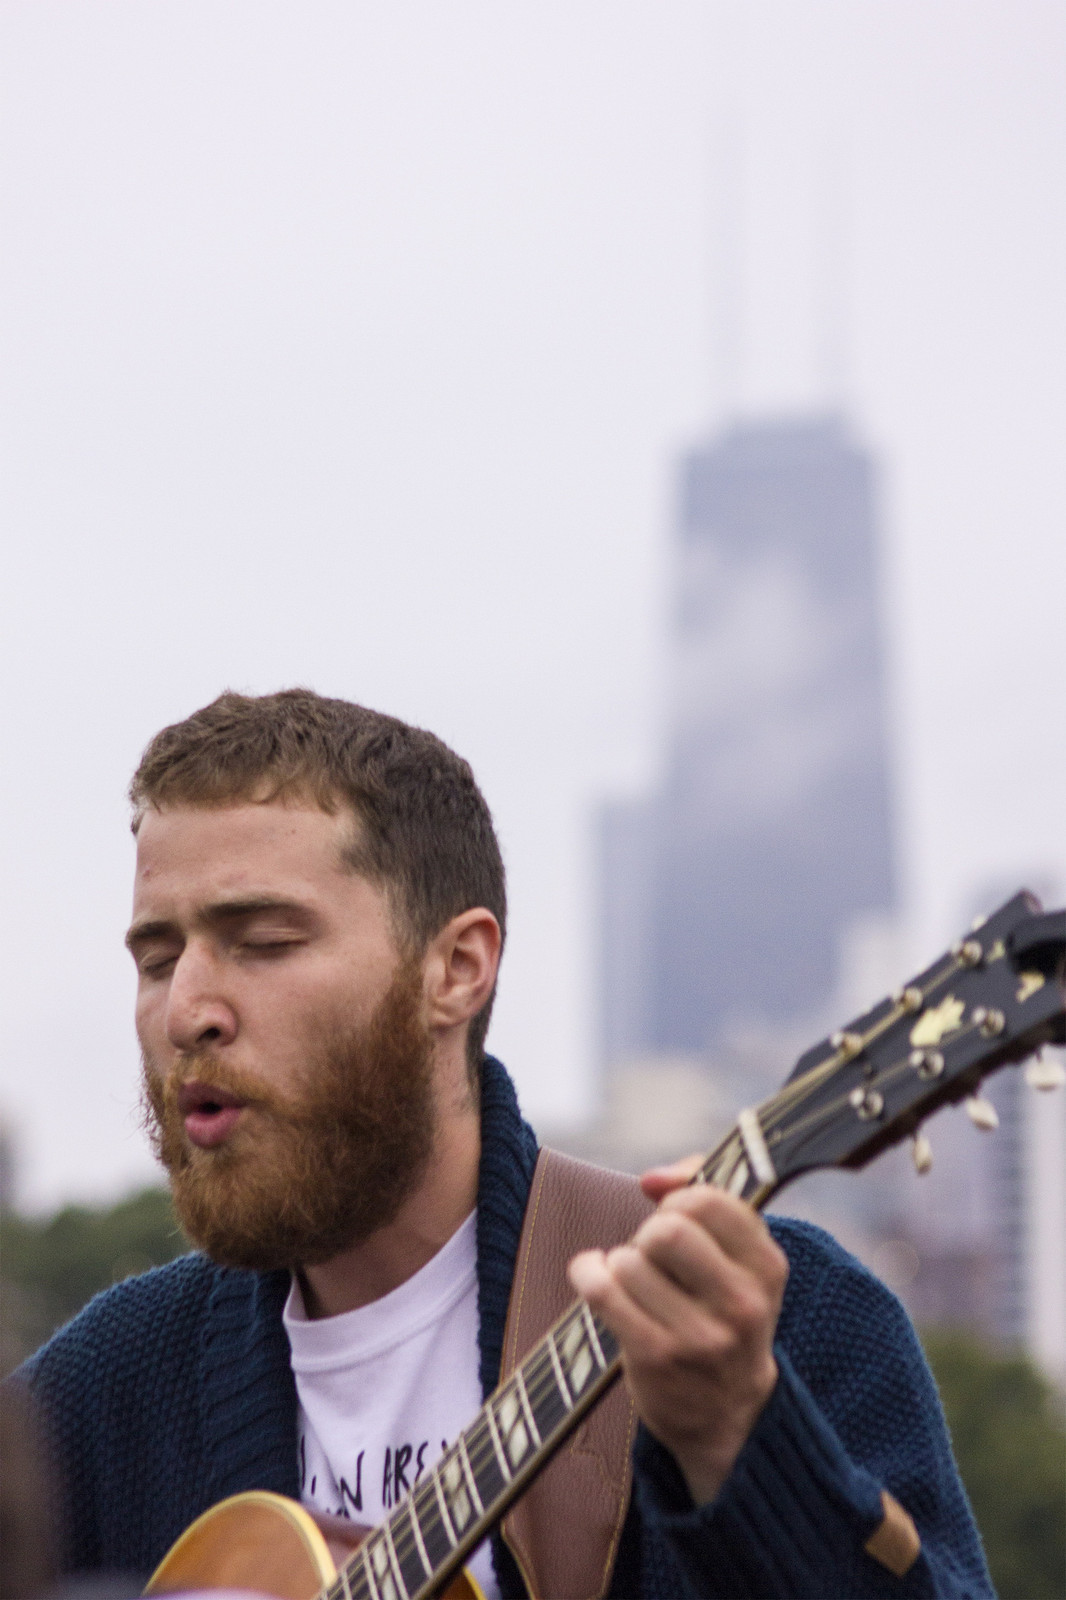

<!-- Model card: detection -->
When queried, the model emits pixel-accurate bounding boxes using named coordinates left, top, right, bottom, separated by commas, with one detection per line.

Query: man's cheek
left=135, top=996, right=166, bottom=1057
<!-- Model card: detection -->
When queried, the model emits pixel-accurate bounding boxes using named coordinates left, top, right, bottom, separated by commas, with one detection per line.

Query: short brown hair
left=130, top=689, right=506, bottom=1069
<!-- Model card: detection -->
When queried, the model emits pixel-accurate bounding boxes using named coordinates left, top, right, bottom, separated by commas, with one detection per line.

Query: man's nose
left=164, top=945, right=238, bottom=1053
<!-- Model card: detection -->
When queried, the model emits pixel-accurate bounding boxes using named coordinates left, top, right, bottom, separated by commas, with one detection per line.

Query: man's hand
left=568, top=1155, right=788, bottom=1506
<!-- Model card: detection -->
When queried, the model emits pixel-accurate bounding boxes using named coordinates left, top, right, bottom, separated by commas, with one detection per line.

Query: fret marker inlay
left=442, top=1453, right=471, bottom=1532
left=484, top=1399, right=513, bottom=1481
left=515, top=1368, right=542, bottom=1446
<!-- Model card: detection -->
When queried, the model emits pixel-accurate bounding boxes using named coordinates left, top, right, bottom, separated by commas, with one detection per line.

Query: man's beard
left=141, top=960, right=437, bottom=1271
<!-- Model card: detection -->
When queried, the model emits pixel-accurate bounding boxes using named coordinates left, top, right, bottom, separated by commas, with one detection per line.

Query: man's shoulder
left=23, top=1252, right=279, bottom=1398
left=766, top=1211, right=910, bottom=1318
left=766, top=1211, right=872, bottom=1279
left=765, top=1212, right=937, bottom=1412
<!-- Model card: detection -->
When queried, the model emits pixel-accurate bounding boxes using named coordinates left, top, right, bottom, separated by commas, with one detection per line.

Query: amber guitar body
left=144, top=1491, right=484, bottom=1600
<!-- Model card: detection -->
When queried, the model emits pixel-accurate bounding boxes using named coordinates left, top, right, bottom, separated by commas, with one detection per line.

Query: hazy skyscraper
left=599, top=414, right=895, bottom=1065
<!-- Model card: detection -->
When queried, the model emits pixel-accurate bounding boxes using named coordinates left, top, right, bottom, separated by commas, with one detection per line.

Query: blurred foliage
left=0, top=1186, right=188, bottom=1376
left=922, top=1329, right=1066, bottom=1600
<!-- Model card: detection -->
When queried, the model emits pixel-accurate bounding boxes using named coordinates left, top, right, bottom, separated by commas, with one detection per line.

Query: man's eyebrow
left=199, top=895, right=313, bottom=924
left=124, top=898, right=314, bottom=950
left=125, top=918, right=176, bottom=951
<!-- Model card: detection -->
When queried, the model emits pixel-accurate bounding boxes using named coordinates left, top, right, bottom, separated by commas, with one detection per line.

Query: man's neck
left=297, top=1100, right=481, bottom=1318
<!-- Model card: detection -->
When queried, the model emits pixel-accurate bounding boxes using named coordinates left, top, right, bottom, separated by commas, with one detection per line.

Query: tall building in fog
left=599, top=414, right=895, bottom=1066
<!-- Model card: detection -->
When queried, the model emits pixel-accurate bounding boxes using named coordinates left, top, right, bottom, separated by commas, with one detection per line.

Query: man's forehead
left=132, top=799, right=362, bottom=898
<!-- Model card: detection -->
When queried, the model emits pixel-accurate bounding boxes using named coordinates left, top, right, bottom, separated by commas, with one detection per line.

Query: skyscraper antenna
left=814, top=132, right=851, bottom=412
left=710, top=120, right=744, bottom=426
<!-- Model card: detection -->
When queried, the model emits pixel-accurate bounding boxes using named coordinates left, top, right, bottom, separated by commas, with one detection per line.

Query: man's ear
left=423, top=908, right=501, bottom=1033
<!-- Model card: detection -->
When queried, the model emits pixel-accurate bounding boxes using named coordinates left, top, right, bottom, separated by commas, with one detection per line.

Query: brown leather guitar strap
left=499, top=1148, right=654, bottom=1600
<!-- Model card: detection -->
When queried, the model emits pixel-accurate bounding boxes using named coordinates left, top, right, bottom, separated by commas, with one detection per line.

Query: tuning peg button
left=912, top=1133, right=933, bottom=1174
left=909, top=1048, right=944, bottom=1079
left=965, top=1096, right=999, bottom=1131
left=1025, top=1056, right=1066, bottom=1092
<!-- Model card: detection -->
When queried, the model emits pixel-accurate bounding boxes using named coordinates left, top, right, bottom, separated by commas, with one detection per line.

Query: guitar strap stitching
left=500, top=1148, right=646, bottom=1600
left=501, top=1149, right=549, bottom=1377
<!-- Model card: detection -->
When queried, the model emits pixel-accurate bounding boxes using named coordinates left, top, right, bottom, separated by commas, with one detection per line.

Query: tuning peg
left=911, top=1132, right=933, bottom=1174
left=972, top=1006, right=1005, bottom=1038
left=965, top=1096, right=999, bottom=1131
left=1025, top=1054, right=1066, bottom=1092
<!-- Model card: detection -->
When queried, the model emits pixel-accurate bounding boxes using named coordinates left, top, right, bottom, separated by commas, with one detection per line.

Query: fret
left=364, top=1529, right=398, bottom=1600
left=514, top=1364, right=542, bottom=1446
left=352, top=1542, right=377, bottom=1600
left=390, top=1503, right=428, bottom=1598
left=401, top=1498, right=432, bottom=1582
left=467, top=1411, right=508, bottom=1507
left=361, top=1537, right=388, bottom=1600
left=341, top=1555, right=372, bottom=1600
left=547, top=1323, right=573, bottom=1407
left=429, top=1462, right=458, bottom=1548
left=380, top=1519, right=409, bottom=1600
left=580, top=1302, right=608, bottom=1371
left=412, top=1475, right=454, bottom=1571
left=439, top=1448, right=475, bottom=1536
left=334, top=1561, right=355, bottom=1600
left=704, top=1133, right=742, bottom=1189
left=494, top=1380, right=532, bottom=1472
left=457, top=1434, right=485, bottom=1515
left=727, top=1157, right=750, bottom=1196
left=559, top=1308, right=595, bottom=1397
left=483, top=1391, right=513, bottom=1481
left=523, top=1342, right=569, bottom=1439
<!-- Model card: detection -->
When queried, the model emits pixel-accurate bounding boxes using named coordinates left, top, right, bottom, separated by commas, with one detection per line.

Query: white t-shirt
left=283, top=1211, right=501, bottom=1600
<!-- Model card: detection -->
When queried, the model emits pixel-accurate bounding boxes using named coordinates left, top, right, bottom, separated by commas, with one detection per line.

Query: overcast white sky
left=2, top=2, right=1063, bottom=1210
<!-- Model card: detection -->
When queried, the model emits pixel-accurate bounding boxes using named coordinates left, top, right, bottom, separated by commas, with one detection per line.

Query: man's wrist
left=667, top=1355, right=780, bottom=1506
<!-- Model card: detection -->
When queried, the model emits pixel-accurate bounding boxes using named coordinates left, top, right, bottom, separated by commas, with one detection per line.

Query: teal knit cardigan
left=23, top=1057, right=992, bottom=1598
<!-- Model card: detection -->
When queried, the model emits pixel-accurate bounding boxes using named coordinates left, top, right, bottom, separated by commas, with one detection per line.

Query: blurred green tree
left=0, top=1187, right=188, bottom=1375
left=923, top=1329, right=1066, bottom=1600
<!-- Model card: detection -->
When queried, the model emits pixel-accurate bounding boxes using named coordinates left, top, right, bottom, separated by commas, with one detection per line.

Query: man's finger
left=568, top=1248, right=677, bottom=1359
left=656, top=1185, right=788, bottom=1277
left=630, top=1208, right=760, bottom=1309
left=639, top=1152, right=705, bottom=1202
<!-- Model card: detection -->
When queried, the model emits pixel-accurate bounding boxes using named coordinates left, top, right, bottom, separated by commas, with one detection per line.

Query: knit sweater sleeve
left=628, top=1218, right=994, bottom=1599
left=19, top=1253, right=298, bottom=1579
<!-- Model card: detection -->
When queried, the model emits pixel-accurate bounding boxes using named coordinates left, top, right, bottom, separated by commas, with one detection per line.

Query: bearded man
left=20, top=690, right=991, bottom=1599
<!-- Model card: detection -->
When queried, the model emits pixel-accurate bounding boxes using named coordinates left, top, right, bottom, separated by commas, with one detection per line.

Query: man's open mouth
left=176, top=1082, right=246, bottom=1149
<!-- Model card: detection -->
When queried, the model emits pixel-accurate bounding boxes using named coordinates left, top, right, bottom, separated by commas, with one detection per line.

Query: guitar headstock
left=742, top=891, right=1065, bottom=1195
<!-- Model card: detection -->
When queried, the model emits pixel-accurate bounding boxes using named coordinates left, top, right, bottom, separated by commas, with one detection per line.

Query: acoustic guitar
left=146, top=890, right=1065, bottom=1600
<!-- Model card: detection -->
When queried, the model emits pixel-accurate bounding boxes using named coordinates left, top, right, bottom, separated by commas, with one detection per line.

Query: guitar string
left=330, top=947, right=979, bottom=1594
left=332, top=1316, right=611, bottom=1588
left=769, top=1020, right=993, bottom=1160
left=738, top=949, right=970, bottom=1147
left=332, top=1071, right=940, bottom=1596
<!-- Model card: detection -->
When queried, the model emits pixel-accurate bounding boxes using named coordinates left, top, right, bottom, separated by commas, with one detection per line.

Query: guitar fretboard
left=316, top=1104, right=784, bottom=1600
left=322, top=1299, right=624, bottom=1600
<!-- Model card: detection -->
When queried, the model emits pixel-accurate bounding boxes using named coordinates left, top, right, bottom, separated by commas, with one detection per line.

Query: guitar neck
left=321, top=890, right=1066, bottom=1600
left=324, top=1126, right=761, bottom=1600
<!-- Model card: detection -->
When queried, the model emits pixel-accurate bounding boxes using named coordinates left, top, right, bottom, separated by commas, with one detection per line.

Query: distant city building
left=599, top=414, right=896, bottom=1067
left=582, top=415, right=1066, bottom=1378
